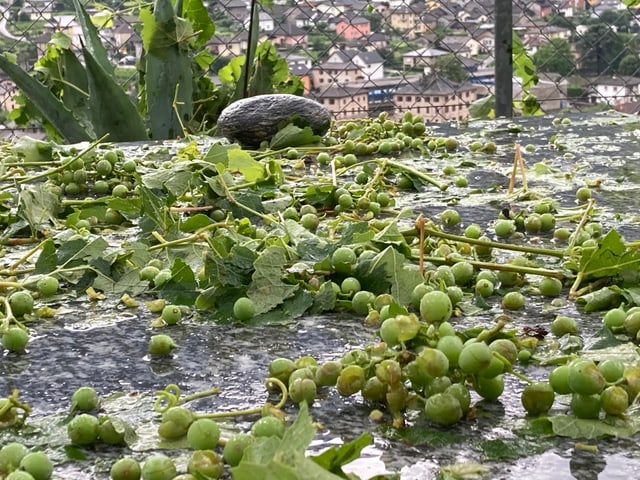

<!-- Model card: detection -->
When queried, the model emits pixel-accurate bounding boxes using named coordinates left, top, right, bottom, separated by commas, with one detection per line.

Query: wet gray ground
left=3, top=111, right=640, bottom=478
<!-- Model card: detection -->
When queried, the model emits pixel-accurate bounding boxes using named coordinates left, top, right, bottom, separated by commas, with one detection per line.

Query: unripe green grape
left=494, top=219, right=516, bottom=238
left=455, top=176, right=468, bottom=187
left=98, top=417, right=127, bottom=445
left=340, top=276, right=361, bottom=296
left=478, top=355, right=505, bottom=378
left=386, top=382, right=409, bottom=412
left=336, top=364, right=366, bottom=396
left=37, top=275, right=59, bottom=297
left=71, top=386, right=100, bottom=412
left=19, top=451, right=53, bottom=480
left=300, top=212, right=319, bottom=231
left=624, top=311, right=640, bottom=337
left=187, top=450, right=223, bottom=479
left=425, top=393, right=463, bottom=425
left=603, top=307, right=626, bottom=329
left=233, top=297, right=255, bottom=322
left=187, top=418, right=220, bottom=450
left=160, top=305, right=181, bottom=325
left=474, top=235, right=493, bottom=257
left=141, top=454, right=176, bottom=480
left=122, top=158, right=137, bottom=173
left=568, top=360, right=606, bottom=395
left=67, top=413, right=100, bottom=445
left=411, top=283, right=433, bottom=309
left=5, top=472, right=35, bottom=480
left=436, top=335, right=464, bottom=368
left=540, top=213, right=556, bottom=231
left=332, top=247, right=356, bottom=275
left=549, top=365, right=572, bottom=394
left=223, top=433, right=254, bottom=467
left=450, top=261, right=474, bottom=286
left=0, top=443, right=28, bottom=472
left=554, top=227, right=571, bottom=241
left=464, top=223, right=483, bottom=239
left=496, top=270, right=520, bottom=288
left=458, top=342, right=492, bottom=374
left=521, top=382, right=555, bottom=416
left=362, top=376, right=387, bottom=402
left=251, top=415, right=285, bottom=438
left=539, top=277, right=563, bottom=297
left=418, top=348, right=450, bottom=378
left=502, top=291, right=525, bottom=310
left=139, top=266, right=160, bottom=282
left=419, top=290, right=453, bottom=324
left=9, top=291, right=34, bottom=317
left=474, top=278, right=494, bottom=298
left=289, top=378, right=317, bottom=404
left=315, top=361, right=342, bottom=387
left=268, top=357, right=296, bottom=385
left=375, top=359, right=403, bottom=385
left=524, top=214, right=541, bottom=233
left=440, top=209, right=461, bottom=226
left=2, top=327, right=29, bottom=353
left=550, top=315, right=578, bottom=337
left=160, top=406, right=193, bottom=440
left=474, top=374, right=504, bottom=401
left=112, top=184, right=129, bottom=198
left=600, top=385, right=629, bottom=416
left=351, top=290, right=375, bottom=315
left=434, top=265, right=456, bottom=286
left=438, top=321, right=455, bottom=337
left=148, top=334, right=177, bottom=355
left=570, top=393, right=601, bottom=419
left=576, top=186, right=592, bottom=202
left=404, top=360, right=432, bottom=391
left=597, top=359, right=625, bottom=383
left=110, top=457, right=141, bottom=480
left=445, top=383, right=471, bottom=413
left=153, top=269, right=172, bottom=287
left=489, top=339, right=518, bottom=365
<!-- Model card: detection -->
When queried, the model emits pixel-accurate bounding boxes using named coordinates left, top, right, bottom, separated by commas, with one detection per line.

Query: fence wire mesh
left=1, top=0, right=640, bottom=139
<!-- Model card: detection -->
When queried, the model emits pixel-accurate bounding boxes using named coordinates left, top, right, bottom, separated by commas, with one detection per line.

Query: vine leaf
left=577, top=229, right=640, bottom=281
left=247, top=245, right=298, bottom=314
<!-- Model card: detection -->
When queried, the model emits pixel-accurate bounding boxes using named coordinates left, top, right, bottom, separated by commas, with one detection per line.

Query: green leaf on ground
left=247, top=245, right=298, bottom=314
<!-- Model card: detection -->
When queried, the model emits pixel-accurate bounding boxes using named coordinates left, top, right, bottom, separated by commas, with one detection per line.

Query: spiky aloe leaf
left=140, top=0, right=193, bottom=139
left=71, top=0, right=114, bottom=76
left=0, top=54, right=90, bottom=143
left=83, top=48, right=148, bottom=141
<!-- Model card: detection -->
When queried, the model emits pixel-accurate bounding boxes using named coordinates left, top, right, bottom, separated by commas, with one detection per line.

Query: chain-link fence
left=1, top=0, right=640, bottom=140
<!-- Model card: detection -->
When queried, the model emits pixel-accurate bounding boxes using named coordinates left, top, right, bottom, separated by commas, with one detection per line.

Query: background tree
left=574, top=23, right=624, bottom=75
left=432, top=54, right=468, bottom=83
left=618, top=54, right=640, bottom=75
left=533, top=38, right=576, bottom=76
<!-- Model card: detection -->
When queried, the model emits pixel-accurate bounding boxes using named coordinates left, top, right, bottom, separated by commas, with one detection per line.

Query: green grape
left=375, top=359, right=403, bottom=385
left=19, top=451, right=53, bottom=480
left=110, top=457, right=141, bottom=480
left=494, top=219, right=516, bottom=238
left=141, top=454, right=176, bottom=480
left=524, top=214, right=541, bottom=233
left=624, top=311, right=640, bottom=337
left=489, top=339, right=518, bottom=365
left=424, top=393, right=463, bottom=425
left=539, top=277, right=563, bottom=297
left=410, top=283, right=433, bottom=309
left=600, top=385, right=629, bottom=416
left=458, top=341, right=492, bottom=374
left=332, top=247, right=357, bottom=275
left=502, top=291, right=525, bottom=310
left=362, top=376, right=387, bottom=402
left=445, top=383, right=471, bottom=413
left=112, top=184, right=129, bottom=198
left=478, top=355, right=505, bottom=378
left=440, top=209, right=461, bottom=226
left=251, top=416, right=285, bottom=438
left=340, top=277, right=361, bottom=296
left=576, top=186, right=592, bottom=202
left=148, top=335, right=177, bottom=355
left=521, top=382, right=555, bottom=416
left=300, top=213, right=319, bottom=231
left=0, top=443, right=28, bottom=473
left=438, top=322, right=455, bottom=337
left=568, top=359, right=606, bottom=395
left=9, top=291, right=34, bottom=317
left=474, top=278, right=494, bottom=298
left=464, top=223, right=483, bottom=239
left=419, top=290, right=453, bottom=324
left=223, top=433, right=254, bottom=467
left=434, top=265, right=456, bottom=286
left=289, top=378, right=317, bottom=404
left=351, top=290, right=375, bottom=315
left=315, top=361, right=342, bottom=387
left=36, top=276, right=59, bottom=297
left=603, top=308, right=626, bottom=329
left=473, top=375, right=505, bottom=401
left=97, top=417, right=127, bottom=445
left=418, top=348, right=450, bottom=378
left=450, top=261, right=474, bottom=286
left=404, top=361, right=432, bottom=391
left=67, top=413, right=100, bottom=445
left=187, top=419, right=221, bottom=450
left=5, top=472, right=35, bottom=480
left=386, top=382, right=409, bottom=412
left=2, top=327, right=29, bottom=353
left=426, top=376, right=452, bottom=396
left=187, top=450, right=223, bottom=479
left=570, top=393, right=601, bottom=419
left=268, top=357, right=296, bottom=384
left=71, top=386, right=100, bottom=412
left=549, top=365, right=572, bottom=394
left=598, top=359, right=625, bottom=383
left=139, top=266, right=160, bottom=282
left=96, top=159, right=113, bottom=177
left=550, top=315, right=578, bottom=336
left=336, top=365, right=366, bottom=396
left=540, top=213, right=556, bottom=231
left=160, top=305, right=182, bottom=325
left=233, top=297, right=255, bottom=321
left=436, top=335, right=464, bottom=368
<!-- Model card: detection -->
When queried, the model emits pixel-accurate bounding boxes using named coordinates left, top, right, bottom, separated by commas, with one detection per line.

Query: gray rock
left=216, top=94, right=332, bottom=148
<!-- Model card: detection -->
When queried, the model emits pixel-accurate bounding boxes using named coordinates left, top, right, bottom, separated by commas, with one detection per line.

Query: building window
left=329, top=99, right=335, bottom=105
